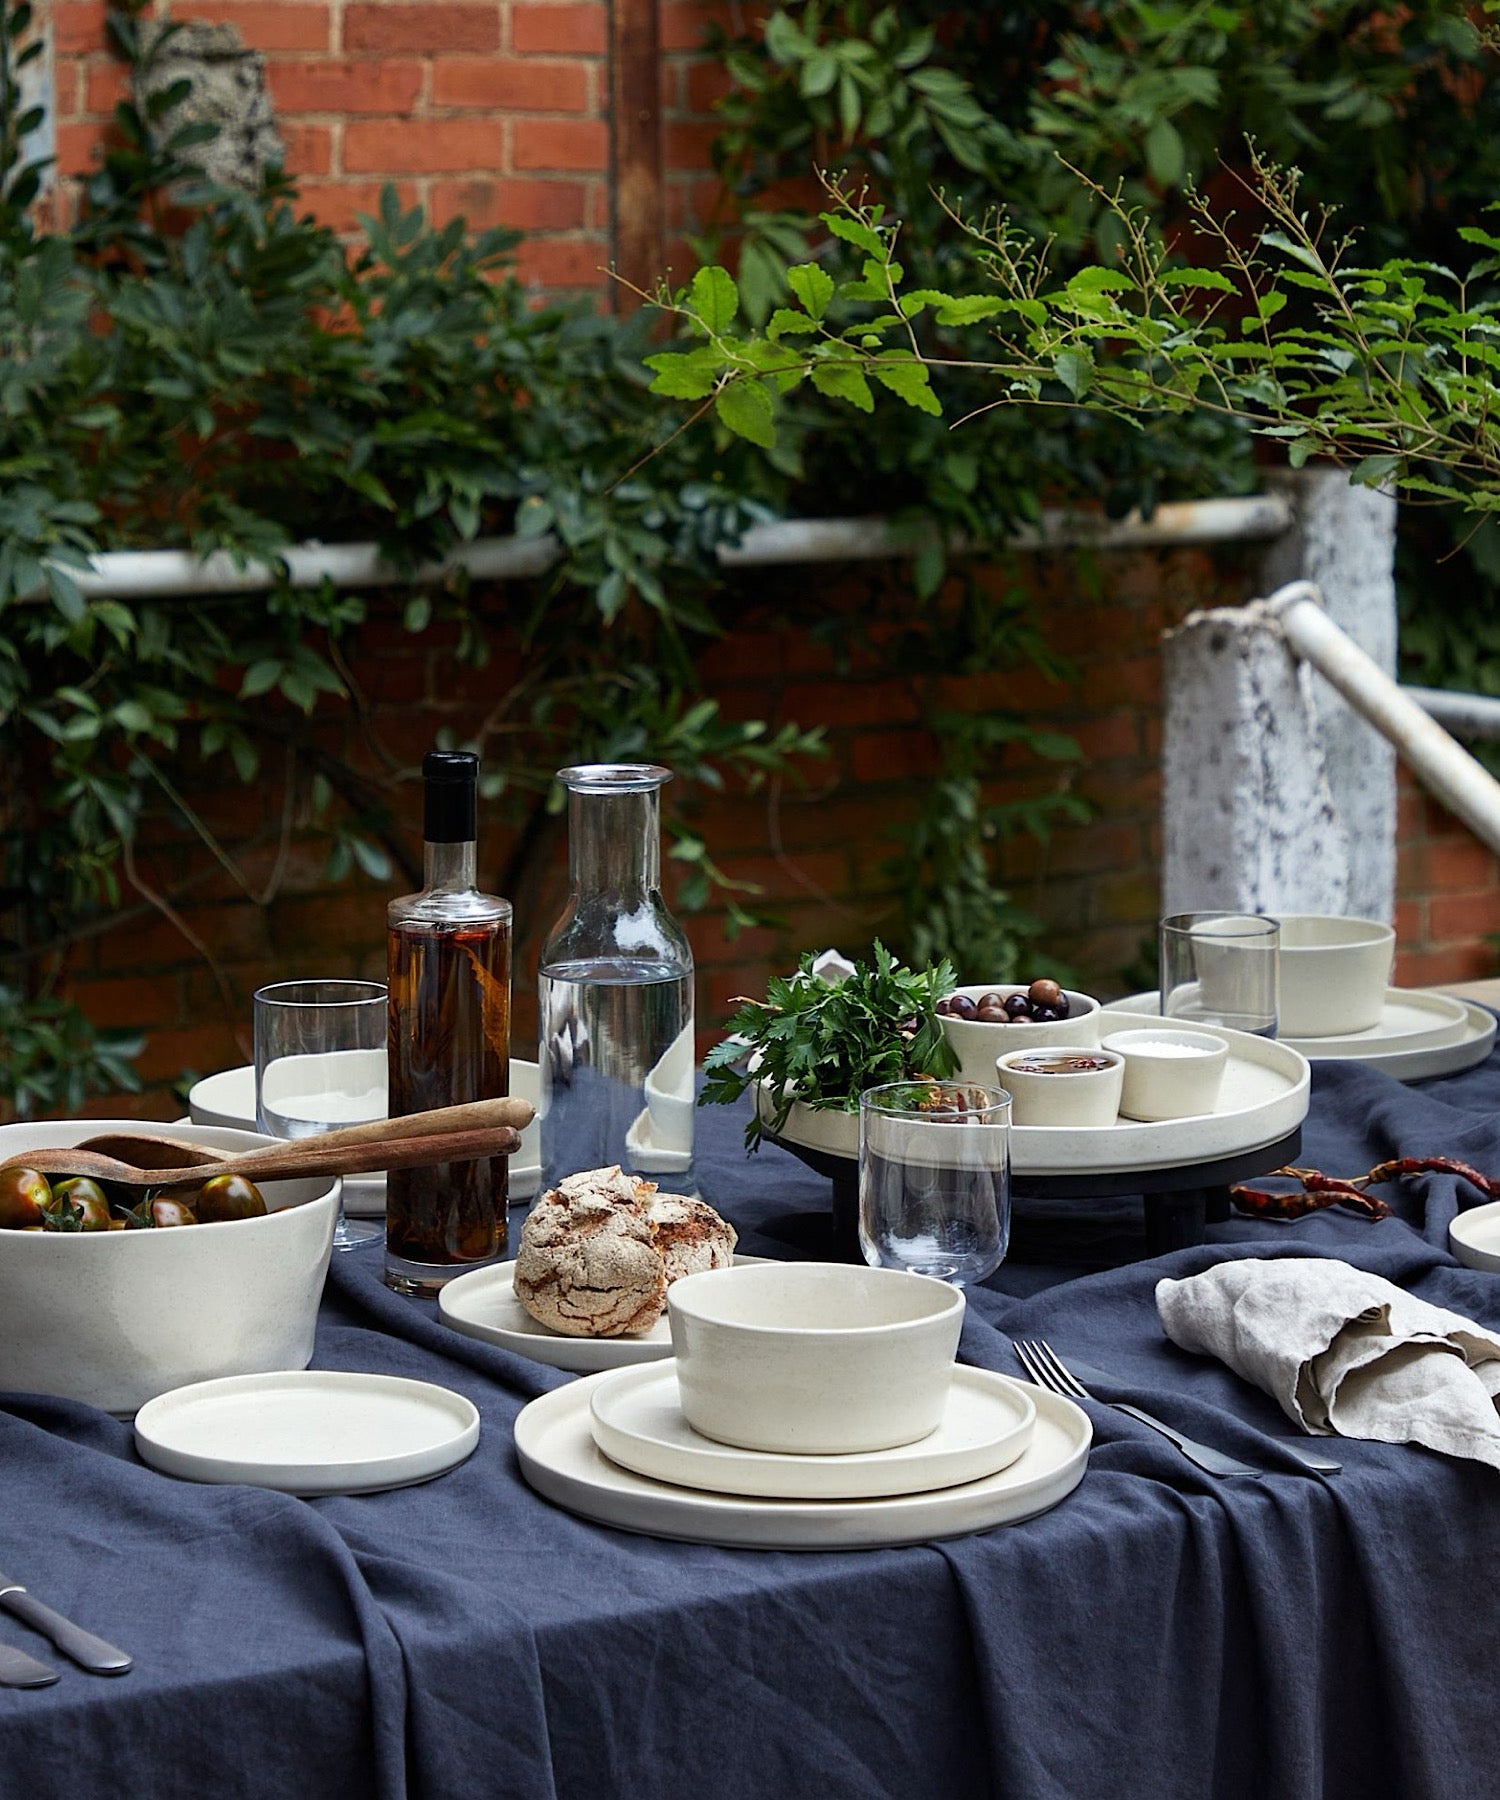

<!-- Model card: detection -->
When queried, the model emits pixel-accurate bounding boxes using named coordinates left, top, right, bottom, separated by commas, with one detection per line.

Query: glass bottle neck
left=568, top=786, right=659, bottom=897
left=423, top=839, right=477, bottom=893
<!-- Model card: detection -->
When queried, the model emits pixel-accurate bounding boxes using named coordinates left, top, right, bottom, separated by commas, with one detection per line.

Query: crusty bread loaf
left=513, top=1166, right=738, bottom=1337
left=646, top=1192, right=737, bottom=1284
left=513, top=1168, right=666, bottom=1337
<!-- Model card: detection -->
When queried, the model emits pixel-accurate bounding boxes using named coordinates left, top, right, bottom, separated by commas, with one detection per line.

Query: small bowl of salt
left=1100, top=1026, right=1229, bottom=1122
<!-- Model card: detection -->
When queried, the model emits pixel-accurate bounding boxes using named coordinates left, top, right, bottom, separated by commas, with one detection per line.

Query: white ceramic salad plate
left=587, top=1362, right=1036, bottom=1500
left=1448, top=1201, right=1500, bottom=1273
left=516, top=1369, right=1089, bottom=1550
left=134, top=1370, right=480, bottom=1495
left=1104, top=990, right=1495, bottom=1081
left=439, top=1256, right=769, bottom=1373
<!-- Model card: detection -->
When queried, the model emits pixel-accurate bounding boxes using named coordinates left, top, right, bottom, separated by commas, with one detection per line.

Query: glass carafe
left=538, top=764, right=696, bottom=1194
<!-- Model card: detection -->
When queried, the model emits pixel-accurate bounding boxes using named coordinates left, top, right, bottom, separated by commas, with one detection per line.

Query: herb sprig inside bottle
left=701, top=943, right=959, bottom=1149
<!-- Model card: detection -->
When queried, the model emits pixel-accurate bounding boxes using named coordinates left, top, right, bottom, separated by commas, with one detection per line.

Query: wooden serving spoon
left=0, top=1096, right=533, bottom=1190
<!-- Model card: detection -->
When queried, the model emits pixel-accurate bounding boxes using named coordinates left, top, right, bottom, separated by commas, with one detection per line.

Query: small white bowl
left=939, top=985, right=1101, bottom=1087
left=1101, top=1027, right=1229, bottom=1122
left=994, top=1045, right=1124, bottom=1127
left=666, top=1262, right=964, bottom=1454
left=0, top=1119, right=337, bottom=1415
left=1276, top=914, right=1396, bottom=1037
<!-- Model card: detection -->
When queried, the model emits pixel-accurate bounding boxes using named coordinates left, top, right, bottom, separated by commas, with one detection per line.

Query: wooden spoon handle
left=145, top=1124, right=524, bottom=1189
left=296, top=1095, right=533, bottom=1151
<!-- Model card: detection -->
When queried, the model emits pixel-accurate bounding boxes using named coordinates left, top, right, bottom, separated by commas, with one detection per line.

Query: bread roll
left=514, top=1167, right=666, bottom=1337
left=646, top=1192, right=737, bottom=1284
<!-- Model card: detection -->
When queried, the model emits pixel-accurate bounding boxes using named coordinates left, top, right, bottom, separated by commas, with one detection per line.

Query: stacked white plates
left=514, top=1361, right=1091, bottom=1549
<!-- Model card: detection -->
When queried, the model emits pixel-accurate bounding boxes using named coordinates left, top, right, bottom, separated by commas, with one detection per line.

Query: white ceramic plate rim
left=1448, top=1198, right=1500, bottom=1272
left=134, top=1369, right=480, bottom=1494
left=588, top=1361, right=1036, bottom=1500
left=1104, top=987, right=1467, bottom=1051
left=515, top=1370, right=1090, bottom=1550
left=1104, top=991, right=1495, bottom=1078
left=439, top=1255, right=770, bottom=1372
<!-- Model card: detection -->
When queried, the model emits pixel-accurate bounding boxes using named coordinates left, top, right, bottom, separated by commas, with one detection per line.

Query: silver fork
left=1014, top=1338, right=1263, bottom=1478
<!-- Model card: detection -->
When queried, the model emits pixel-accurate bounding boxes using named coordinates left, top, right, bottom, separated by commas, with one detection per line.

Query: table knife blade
left=0, top=1643, right=60, bottom=1688
left=0, top=1576, right=132, bottom=1676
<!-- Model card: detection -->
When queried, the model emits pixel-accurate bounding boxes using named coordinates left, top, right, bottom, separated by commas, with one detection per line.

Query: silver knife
left=0, top=1643, right=59, bottom=1688
left=0, top=1574, right=132, bottom=1676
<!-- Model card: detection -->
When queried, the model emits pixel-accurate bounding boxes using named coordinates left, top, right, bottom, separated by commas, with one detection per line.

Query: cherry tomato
left=194, top=1173, right=268, bottom=1222
left=47, top=1177, right=113, bottom=1232
left=0, top=1168, right=52, bottom=1230
left=122, top=1194, right=199, bottom=1229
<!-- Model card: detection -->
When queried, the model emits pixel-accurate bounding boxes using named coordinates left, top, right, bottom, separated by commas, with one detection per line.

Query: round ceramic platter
left=588, top=1362, right=1035, bottom=1501
left=183, top=1061, right=543, bottom=1210
left=758, top=1013, right=1309, bottom=1176
left=134, top=1370, right=480, bottom=1495
left=1104, top=991, right=1495, bottom=1081
left=1448, top=1201, right=1500, bottom=1273
left=516, top=1370, right=1089, bottom=1550
left=439, top=1255, right=770, bottom=1373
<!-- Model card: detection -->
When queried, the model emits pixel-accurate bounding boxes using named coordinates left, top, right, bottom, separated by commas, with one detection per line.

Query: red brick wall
left=45, top=0, right=729, bottom=293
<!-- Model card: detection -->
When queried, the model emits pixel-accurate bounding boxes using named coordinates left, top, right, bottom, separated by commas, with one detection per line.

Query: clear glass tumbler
left=1160, top=911, right=1280, bottom=1037
left=254, top=978, right=387, bottom=1251
left=858, top=1082, right=1011, bottom=1287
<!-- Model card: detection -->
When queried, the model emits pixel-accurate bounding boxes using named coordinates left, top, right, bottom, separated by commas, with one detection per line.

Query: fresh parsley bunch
left=701, top=942, right=959, bottom=1149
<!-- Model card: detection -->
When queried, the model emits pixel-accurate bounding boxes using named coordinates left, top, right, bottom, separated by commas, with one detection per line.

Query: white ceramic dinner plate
left=134, top=1370, right=481, bottom=1495
left=1448, top=1201, right=1500, bottom=1273
left=516, top=1369, right=1090, bottom=1550
left=761, top=1012, right=1310, bottom=1176
left=439, top=1256, right=769, bottom=1373
left=186, top=1060, right=544, bottom=1213
left=1104, top=990, right=1496, bottom=1081
left=588, top=1362, right=1036, bottom=1501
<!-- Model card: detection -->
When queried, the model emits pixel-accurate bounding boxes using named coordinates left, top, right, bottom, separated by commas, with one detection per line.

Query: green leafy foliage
left=700, top=942, right=959, bottom=1147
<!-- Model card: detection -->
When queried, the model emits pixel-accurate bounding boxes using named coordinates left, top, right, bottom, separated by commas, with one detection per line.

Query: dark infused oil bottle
left=385, top=750, right=512, bottom=1295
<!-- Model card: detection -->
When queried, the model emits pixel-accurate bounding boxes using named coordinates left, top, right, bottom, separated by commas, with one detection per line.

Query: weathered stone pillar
left=1162, top=602, right=1351, bottom=917
left=1256, top=468, right=1398, bottom=920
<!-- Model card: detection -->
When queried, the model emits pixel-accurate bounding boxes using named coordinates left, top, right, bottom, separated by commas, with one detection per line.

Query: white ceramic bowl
left=940, top=985, right=1101, bottom=1087
left=0, top=1119, right=338, bottom=1415
left=1100, top=1027, right=1229, bottom=1122
left=667, top=1262, right=964, bottom=1454
left=1276, top=914, right=1396, bottom=1037
left=994, top=1045, right=1124, bottom=1127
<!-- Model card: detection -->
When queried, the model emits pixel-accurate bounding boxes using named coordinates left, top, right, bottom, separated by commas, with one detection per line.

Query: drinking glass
left=254, top=979, right=387, bottom=1251
left=1160, top=912, right=1280, bottom=1037
left=858, top=1082, right=1011, bottom=1287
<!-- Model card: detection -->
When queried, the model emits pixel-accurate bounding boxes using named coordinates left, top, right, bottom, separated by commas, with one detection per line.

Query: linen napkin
left=1156, top=1257, right=1500, bottom=1468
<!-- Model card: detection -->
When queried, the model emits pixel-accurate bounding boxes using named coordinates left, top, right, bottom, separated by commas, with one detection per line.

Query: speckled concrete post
left=1162, top=601, right=1351, bottom=917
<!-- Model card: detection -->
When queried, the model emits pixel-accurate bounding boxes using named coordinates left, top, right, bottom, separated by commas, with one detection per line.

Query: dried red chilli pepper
left=1362, top=1156, right=1500, bottom=1201
left=1231, top=1153, right=1500, bottom=1222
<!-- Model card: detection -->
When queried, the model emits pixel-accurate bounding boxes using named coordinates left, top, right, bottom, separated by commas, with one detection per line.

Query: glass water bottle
left=538, top=764, right=696, bottom=1194
left=385, top=750, right=512, bottom=1295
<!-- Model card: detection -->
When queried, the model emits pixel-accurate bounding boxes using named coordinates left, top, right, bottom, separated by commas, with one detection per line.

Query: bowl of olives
left=935, top=980, right=1102, bottom=1088
left=0, top=1119, right=338, bottom=1416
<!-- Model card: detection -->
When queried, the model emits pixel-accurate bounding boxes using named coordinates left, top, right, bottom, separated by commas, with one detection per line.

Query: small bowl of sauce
left=995, top=1046, right=1124, bottom=1127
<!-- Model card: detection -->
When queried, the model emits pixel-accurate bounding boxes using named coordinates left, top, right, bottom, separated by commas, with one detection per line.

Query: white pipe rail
left=1404, top=685, right=1500, bottom=743
left=42, top=493, right=1295, bottom=601
left=1267, top=582, right=1500, bottom=858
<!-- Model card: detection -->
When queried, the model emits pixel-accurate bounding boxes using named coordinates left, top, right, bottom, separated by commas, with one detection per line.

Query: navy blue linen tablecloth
left=5, top=1045, right=1500, bottom=1800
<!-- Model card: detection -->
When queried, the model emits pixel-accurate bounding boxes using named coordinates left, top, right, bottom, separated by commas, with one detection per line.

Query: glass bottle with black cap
left=385, top=750, right=512, bottom=1295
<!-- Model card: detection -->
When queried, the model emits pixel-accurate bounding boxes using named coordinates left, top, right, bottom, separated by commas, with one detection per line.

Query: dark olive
left=977, top=992, right=1004, bottom=1011
left=195, top=1172, right=268, bottom=1222
left=0, top=1167, right=52, bottom=1230
left=1003, top=993, right=1033, bottom=1020
left=1031, top=1004, right=1061, bottom=1023
left=48, top=1177, right=112, bottom=1232
left=975, top=1000, right=1009, bottom=1022
left=948, top=994, right=978, bottom=1021
left=1028, top=978, right=1065, bottom=1010
left=934, top=997, right=952, bottom=1016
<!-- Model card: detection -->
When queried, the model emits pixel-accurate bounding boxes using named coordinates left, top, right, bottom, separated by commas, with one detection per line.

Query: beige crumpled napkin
left=1156, top=1258, right=1500, bottom=1468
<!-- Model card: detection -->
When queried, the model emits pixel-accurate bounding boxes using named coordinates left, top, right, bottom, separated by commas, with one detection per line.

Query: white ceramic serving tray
left=758, top=1011, right=1310, bottom=1176
left=134, top=1370, right=480, bottom=1495
left=186, top=1060, right=544, bottom=1212
left=516, top=1368, right=1089, bottom=1549
left=1104, top=990, right=1495, bottom=1081
left=1448, top=1201, right=1500, bottom=1273
left=439, top=1255, right=769, bottom=1373
left=588, top=1361, right=1036, bottom=1501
